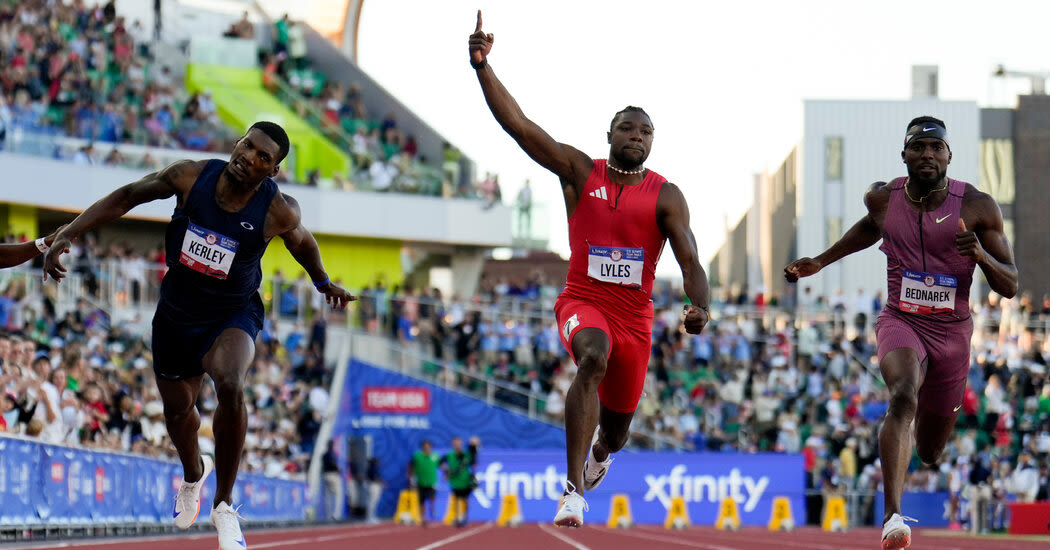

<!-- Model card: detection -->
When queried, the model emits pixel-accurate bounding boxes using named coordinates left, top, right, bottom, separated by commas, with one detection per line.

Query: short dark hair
left=248, top=121, right=290, bottom=163
left=610, top=106, right=652, bottom=131
left=906, top=116, right=946, bottom=131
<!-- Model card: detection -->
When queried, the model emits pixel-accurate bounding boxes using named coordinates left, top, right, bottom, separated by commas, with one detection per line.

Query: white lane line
left=251, top=526, right=409, bottom=548
left=630, top=524, right=876, bottom=550
left=7, top=523, right=401, bottom=550
left=7, top=534, right=213, bottom=549
left=591, top=525, right=737, bottom=550
left=413, top=523, right=494, bottom=550
left=537, top=523, right=592, bottom=550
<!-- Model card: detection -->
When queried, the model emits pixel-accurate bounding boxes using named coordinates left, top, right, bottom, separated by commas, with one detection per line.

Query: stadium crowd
left=0, top=0, right=235, bottom=157
left=0, top=2, right=491, bottom=200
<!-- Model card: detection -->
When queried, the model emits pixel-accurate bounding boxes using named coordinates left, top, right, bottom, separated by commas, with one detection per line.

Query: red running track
left=8, top=522, right=1047, bottom=550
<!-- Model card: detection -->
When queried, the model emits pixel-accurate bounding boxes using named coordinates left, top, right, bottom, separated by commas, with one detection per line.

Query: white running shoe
left=211, top=501, right=247, bottom=549
left=553, top=481, right=589, bottom=528
left=582, top=428, right=613, bottom=492
left=173, top=454, right=214, bottom=529
left=881, top=513, right=916, bottom=549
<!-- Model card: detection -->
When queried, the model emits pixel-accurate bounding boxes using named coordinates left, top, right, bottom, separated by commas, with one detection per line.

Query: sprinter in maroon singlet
left=469, top=11, right=711, bottom=527
left=785, top=116, right=1017, bottom=549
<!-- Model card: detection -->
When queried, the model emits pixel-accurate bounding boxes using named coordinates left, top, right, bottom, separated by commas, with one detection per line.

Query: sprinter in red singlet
left=785, top=116, right=1017, bottom=549
left=469, top=11, right=711, bottom=527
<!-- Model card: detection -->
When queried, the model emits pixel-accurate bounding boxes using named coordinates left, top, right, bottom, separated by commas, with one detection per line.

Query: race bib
left=179, top=222, right=239, bottom=280
left=899, top=269, right=956, bottom=315
left=587, top=245, right=643, bottom=287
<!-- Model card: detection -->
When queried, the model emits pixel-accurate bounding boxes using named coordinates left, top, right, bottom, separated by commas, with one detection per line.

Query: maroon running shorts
left=875, top=307, right=974, bottom=417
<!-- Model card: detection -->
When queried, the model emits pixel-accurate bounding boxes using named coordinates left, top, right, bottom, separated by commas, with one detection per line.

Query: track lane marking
left=537, top=523, right=592, bottom=550
left=413, top=523, right=493, bottom=550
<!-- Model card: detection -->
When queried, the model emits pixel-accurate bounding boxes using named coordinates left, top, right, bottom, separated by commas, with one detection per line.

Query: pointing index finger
left=475, top=9, right=483, bottom=33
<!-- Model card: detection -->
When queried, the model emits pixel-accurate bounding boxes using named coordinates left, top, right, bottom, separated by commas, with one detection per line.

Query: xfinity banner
left=433, top=450, right=804, bottom=525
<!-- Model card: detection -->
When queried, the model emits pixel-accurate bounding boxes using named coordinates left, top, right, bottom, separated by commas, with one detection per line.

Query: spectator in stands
left=286, top=20, right=307, bottom=70
left=0, top=392, right=17, bottom=432
left=224, top=12, right=255, bottom=40
left=479, top=172, right=500, bottom=209
left=103, top=147, right=125, bottom=166
left=1011, top=450, right=1040, bottom=503
left=273, top=14, right=290, bottom=57
left=516, top=179, right=532, bottom=237
left=0, top=94, right=8, bottom=150
left=369, top=153, right=398, bottom=192
left=321, top=440, right=344, bottom=520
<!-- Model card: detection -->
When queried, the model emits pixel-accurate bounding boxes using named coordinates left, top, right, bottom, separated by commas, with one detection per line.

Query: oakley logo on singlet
left=589, top=186, right=608, bottom=201
left=179, top=221, right=239, bottom=280
left=240, top=221, right=255, bottom=230
left=587, top=245, right=643, bottom=287
left=899, top=269, right=956, bottom=315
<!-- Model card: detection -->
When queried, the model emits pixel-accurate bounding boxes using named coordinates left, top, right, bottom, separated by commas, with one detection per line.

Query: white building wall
left=796, top=100, right=979, bottom=300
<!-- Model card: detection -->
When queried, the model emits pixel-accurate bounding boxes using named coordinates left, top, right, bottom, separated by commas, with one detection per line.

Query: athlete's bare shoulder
left=960, top=183, right=1001, bottom=223
left=863, top=180, right=894, bottom=209
left=264, top=192, right=302, bottom=238
left=960, top=182, right=993, bottom=201
left=159, top=159, right=207, bottom=190
left=657, top=180, right=685, bottom=200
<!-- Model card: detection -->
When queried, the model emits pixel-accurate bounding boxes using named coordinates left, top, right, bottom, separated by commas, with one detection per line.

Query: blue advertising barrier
left=334, top=360, right=566, bottom=517
left=0, top=437, right=37, bottom=525
left=0, top=436, right=308, bottom=526
left=874, top=491, right=949, bottom=527
left=424, top=450, right=805, bottom=526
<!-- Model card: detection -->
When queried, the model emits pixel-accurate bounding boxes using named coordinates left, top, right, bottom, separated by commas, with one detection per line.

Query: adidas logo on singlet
left=589, top=186, right=608, bottom=200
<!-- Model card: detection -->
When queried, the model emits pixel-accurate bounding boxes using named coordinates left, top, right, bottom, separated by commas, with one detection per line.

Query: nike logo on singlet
left=953, top=404, right=962, bottom=412
left=935, top=214, right=950, bottom=223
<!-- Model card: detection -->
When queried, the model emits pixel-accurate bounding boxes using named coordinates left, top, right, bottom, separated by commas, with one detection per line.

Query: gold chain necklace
left=904, top=177, right=947, bottom=203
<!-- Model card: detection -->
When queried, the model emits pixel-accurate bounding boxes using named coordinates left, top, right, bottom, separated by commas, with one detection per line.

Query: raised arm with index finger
left=468, top=11, right=710, bottom=529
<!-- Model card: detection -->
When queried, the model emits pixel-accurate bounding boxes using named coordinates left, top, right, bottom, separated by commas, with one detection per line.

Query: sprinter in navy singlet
left=43, top=122, right=354, bottom=550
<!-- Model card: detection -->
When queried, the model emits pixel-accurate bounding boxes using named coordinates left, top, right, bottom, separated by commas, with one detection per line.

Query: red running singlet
left=555, top=159, right=668, bottom=412
left=563, top=159, right=668, bottom=319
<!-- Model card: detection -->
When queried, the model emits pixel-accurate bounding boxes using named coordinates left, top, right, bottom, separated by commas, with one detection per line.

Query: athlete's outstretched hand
left=682, top=305, right=708, bottom=334
left=783, top=257, right=822, bottom=283
left=468, top=10, right=493, bottom=69
left=956, top=218, right=985, bottom=263
left=317, top=281, right=357, bottom=310
left=43, top=233, right=72, bottom=282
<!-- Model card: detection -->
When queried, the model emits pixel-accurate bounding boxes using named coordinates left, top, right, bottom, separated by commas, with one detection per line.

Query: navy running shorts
left=151, top=294, right=264, bottom=381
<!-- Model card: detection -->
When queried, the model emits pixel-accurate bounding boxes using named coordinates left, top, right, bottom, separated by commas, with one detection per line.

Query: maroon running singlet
left=875, top=177, right=977, bottom=416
